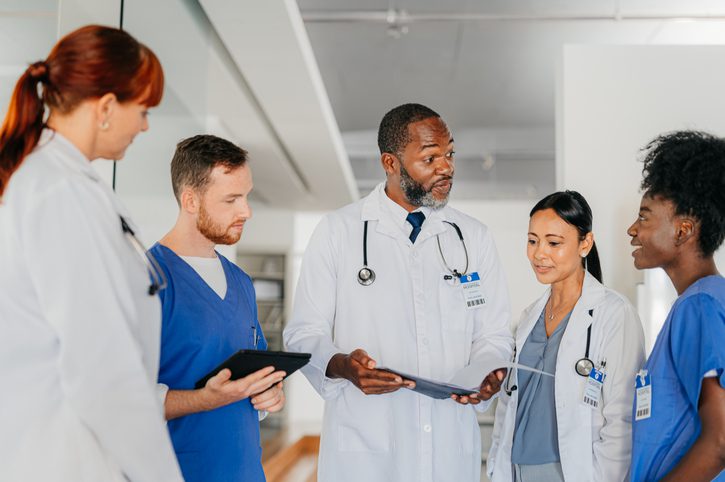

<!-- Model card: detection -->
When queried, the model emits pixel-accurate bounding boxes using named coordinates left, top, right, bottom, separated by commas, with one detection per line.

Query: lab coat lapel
left=516, top=288, right=550, bottom=351
left=413, top=208, right=447, bottom=245
left=361, top=184, right=398, bottom=240
left=361, top=183, right=418, bottom=243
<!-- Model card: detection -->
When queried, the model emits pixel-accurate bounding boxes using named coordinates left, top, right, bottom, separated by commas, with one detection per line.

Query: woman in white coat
left=487, top=191, right=645, bottom=482
left=0, top=26, right=182, bottom=481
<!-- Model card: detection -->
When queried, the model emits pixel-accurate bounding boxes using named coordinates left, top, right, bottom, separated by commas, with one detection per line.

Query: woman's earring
left=100, top=120, right=110, bottom=130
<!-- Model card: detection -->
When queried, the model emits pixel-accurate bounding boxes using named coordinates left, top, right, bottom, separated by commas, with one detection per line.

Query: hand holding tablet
left=195, top=349, right=311, bottom=389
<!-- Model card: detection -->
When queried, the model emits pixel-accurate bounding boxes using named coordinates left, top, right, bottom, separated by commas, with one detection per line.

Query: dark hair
left=171, top=134, right=248, bottom=202
left=530, top=190, right=603, bottom=283
left=377, top=103, right=440, bottom=156
left=640, top=130, right=725, bottom=257
left=0, top=25, right=164, bottom=196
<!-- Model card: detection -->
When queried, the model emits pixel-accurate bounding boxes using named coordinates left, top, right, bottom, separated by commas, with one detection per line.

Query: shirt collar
left=379, top=184, right=431, bottom=231
left=361, top=182, right=447, bottom=241
left=38, top=128, right=100, bottom=182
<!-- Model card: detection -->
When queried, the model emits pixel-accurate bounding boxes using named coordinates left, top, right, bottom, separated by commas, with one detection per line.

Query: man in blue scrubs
left=627, top=131, right=725, bottom=482
left=151, top=135, right=286, bottom=482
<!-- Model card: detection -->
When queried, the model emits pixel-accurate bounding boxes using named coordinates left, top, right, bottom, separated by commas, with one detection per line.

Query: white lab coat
left=284, top=183, right=513, bottom=482
left=487, top=272, right=645, bottom=482
left=0, top=131, right=183, bottom=481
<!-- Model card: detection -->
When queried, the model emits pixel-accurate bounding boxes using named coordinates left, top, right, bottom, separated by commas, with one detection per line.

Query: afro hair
left=640, top=130, right=725, bottom=257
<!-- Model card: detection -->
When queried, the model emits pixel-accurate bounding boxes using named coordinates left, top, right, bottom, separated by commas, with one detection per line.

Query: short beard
left=399, top=164, right=450, bottom=210
left=197, top=202, right=241, bottom=245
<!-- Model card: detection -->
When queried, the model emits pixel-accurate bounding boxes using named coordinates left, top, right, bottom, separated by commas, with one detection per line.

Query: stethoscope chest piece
left=575, top=357, right=594, bottom=377
left=357, top=266, right=376, bottom=286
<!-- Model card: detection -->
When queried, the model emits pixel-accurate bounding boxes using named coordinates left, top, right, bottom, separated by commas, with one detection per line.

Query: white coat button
left=423, top=424, right=432, bottom=433
left=422, top=337, right=429, bottom=346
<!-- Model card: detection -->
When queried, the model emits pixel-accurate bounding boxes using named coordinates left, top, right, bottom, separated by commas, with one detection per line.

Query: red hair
left=0, top=25, right=164, bottom=196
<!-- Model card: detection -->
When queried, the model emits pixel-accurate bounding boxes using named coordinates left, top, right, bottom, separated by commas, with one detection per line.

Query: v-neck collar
left=156, top=244, right=236, bottom=304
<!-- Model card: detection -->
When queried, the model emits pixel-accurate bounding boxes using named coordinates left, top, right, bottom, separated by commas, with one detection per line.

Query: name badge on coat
left=635, top=370, right=652, bottom=421
left=460, top=272, right=485, bottom=310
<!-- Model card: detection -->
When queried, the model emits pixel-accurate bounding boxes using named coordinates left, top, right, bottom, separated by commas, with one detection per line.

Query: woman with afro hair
left=628, top=130, right=725, bottom=482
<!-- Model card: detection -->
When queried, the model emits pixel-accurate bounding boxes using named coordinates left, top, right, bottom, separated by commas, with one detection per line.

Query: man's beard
left=399, top=164, right=451, bottom=210
left=197, top=202, right=242, bottom=245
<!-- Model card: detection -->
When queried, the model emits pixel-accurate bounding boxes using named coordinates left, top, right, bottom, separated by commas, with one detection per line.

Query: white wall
left=558, top=45, right=725, bottom=348
left=451, top=200, right=544, bottom=322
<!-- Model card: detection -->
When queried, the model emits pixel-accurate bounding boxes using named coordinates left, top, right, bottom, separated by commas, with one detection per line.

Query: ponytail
left=0, top=62, right=47, bottom=196
left=584, top=241, right=603, bottom=283
left=0, top=25, right=164, bottom=198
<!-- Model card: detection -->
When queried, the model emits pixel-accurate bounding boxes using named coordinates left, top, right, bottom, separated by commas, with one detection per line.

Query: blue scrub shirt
left=630, top=275, right=725, bottom=482
left=152, top=244, right=268, bottom=482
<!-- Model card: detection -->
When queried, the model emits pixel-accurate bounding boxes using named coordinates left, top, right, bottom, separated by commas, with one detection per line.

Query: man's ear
left=180, top=187, right=199, bottom=214
left=382, top=152, right=402, bottom=177
left=674, top=216, right=696, bottom=247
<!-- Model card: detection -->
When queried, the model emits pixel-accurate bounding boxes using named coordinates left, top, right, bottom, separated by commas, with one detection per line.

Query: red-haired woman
left=0, top=26, right=182, bottom=481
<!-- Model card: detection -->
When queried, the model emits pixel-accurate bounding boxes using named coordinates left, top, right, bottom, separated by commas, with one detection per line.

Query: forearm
left=165, top=389, right=213, bottom=420
left=661, top=436, right=725, bottom=482
left=662, top=378, right=725, bottom=482
left=325, top=353, right=348, bottom=379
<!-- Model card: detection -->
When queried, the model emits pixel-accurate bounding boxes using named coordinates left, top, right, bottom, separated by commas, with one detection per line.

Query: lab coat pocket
left=337, top=390, right=391, bottom=453
left=438, top=273, right=473, bottom=334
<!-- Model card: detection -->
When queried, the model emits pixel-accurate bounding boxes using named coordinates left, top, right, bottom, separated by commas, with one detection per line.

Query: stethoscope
left=357, top=220, right=468, bottom=286
left=503, top=309, right=596, bottom=395
left=574, top=312, right=595, bottom=377
left=120, top=215, right=167, bottom=296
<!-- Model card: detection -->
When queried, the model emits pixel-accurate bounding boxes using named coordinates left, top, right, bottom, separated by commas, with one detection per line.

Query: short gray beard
left=399, top=164, right=450, bottom=210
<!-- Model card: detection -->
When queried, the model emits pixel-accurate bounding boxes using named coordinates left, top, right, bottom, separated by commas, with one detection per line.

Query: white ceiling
left=4, top=1, right=725, bottom=204
left=297, top=0, right=725, bottom=199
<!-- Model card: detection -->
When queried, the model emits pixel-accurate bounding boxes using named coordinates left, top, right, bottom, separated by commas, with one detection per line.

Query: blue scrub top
left=631, top=275, right=725, bottom=482
left=151, top=244, right=268, bottom=482
left=511, top=309, right=572, bottom=465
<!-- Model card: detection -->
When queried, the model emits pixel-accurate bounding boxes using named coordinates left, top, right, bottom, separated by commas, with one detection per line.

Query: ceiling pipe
left=302, top=10, right=725, bottom=23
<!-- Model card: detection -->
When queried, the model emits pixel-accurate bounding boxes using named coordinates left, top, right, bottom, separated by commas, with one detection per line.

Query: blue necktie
left=407, top=211, right=426, bottom=244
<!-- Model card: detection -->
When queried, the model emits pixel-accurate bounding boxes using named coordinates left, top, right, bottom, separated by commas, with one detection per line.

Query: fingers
left=355, top=368, right=410, bottom=394
left=350, top=349, right=376, bottom=369
left=478, top=371, right=503, bottom=401
left=244, top=370, right=286, bottom=396
left=451, top=393, right=481, bottom=405
left=265, top=390, right=286, bottom=413
left=252, top=382, right=285, bottom=411
left=246, top=366, right=278, bottom=384
left=206, top=368, right=233, bottom=388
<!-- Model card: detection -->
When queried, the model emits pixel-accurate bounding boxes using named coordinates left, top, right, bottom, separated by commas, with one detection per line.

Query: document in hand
left=380, top=353, right=553, bottom=400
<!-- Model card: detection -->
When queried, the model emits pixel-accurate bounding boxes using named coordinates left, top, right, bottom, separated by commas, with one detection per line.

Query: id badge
left=635, top=370, right=652, bottom=421
left=460, top=272, right=485, bottom=310
left=582, top=367, right=606, bottom=409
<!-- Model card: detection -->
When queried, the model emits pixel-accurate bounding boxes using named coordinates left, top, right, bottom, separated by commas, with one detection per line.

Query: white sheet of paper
left=448, top=353, right=554, bottom=389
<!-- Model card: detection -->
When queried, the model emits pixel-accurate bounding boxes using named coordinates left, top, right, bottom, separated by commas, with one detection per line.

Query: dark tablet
left=194, top=349, right=311, bottom=389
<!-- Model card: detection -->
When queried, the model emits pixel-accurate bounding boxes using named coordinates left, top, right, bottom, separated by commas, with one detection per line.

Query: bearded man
left=151, top=135, right=285, bottom=482
left=284, top=103, right=513, bottom=482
